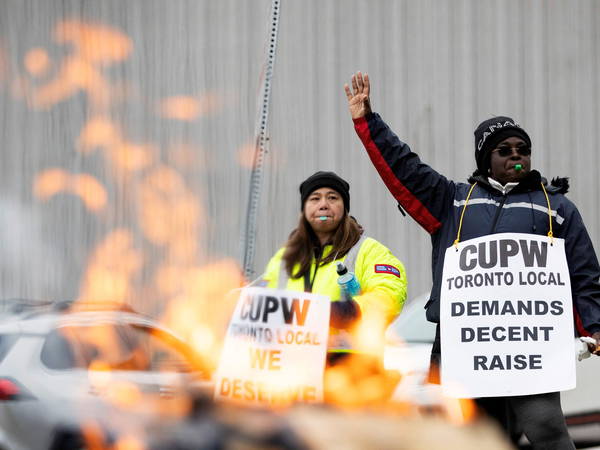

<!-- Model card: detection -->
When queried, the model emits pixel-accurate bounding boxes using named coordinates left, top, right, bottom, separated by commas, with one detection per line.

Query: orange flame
left=159, top=96, right=201, bottom=121
left=24, top=47, right=51, bottom=77
left=77, top=117, right=121, bottom=152
left=111, top=142, right=155, bottom=171
left=139, top=166, right=203, bottom=261
left=323, top=354, right=401, bottom=410
left=158, top=92, right=221, bottom=121
left=236, top=140, right=285, bottom=169
left=23, top=19, right=132, bottom=110
left=77, top=116, right=154, bottom=171
left=114, top=435, right=146, bottom=450
left=236, top=142, right=258, bottom=168
left=443, top=397, right=478, bottom=425
left=34, top=169, right=108, bottom=211
left=78, top=229, right=143, bottom=304
left=105, top=381, right=143, bottom=408
left=167, top=142, right=206, bottom=169
left=160, top=260, right=244, bottom=370
left=54, top=19, right=132, bottom=64
left=81, top=420, right=110, bottom=450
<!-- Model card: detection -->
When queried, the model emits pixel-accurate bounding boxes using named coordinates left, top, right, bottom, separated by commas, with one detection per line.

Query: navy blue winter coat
left=354, top=112, right=600, bottom=336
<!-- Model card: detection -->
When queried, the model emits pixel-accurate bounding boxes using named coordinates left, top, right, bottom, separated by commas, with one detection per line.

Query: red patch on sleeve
left=374, top=264, right=401, bottom=278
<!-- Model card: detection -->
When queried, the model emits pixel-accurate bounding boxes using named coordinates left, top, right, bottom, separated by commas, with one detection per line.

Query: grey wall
left=0, top=0, right=598, bottom=313
left=260, top=0, right=600, bottom=300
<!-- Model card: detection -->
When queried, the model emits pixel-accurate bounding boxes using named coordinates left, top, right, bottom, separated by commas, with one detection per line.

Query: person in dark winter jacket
left=344, top=71, right=600, bottom=450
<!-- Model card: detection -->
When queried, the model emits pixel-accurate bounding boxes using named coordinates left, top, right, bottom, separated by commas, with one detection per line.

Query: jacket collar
left=468, top=170, right=569, bottom=194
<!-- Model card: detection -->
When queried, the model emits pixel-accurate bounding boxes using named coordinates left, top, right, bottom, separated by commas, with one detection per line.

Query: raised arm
left=344, top=72, right=455, bottom=234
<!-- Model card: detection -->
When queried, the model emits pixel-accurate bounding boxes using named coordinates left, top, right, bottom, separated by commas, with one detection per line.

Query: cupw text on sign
left=239, top=295, right=310, bottom=326
left=458, top=238, right=547, bottom=271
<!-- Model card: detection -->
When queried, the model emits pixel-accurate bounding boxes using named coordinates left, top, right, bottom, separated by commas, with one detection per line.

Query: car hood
left=383, top=342, right=432, bottom=375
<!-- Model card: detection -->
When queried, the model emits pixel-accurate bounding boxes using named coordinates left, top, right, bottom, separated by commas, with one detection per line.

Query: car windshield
left=387, top=294, right=436, bottom=343
left=41, top=322, right=200, bottom=373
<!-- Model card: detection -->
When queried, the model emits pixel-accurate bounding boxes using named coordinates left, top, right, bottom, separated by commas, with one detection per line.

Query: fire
left=158, top=93, right=221, bottom=121
left=77, top=117, right=121, bottom=152
left=159, top=96, right=201, bottom=121
left=236, top=142, right=258, bottom=168
left=11, top=14, right=491, bottom=449
left=77, top=229, right=143, bottom=304
left=236, top=140, right=285, bottom=169
left=160, top=260, right=245, bottom=370
left=18, top=19, right=132, bottom=110
left=34, top=169, right=108, bottom=211
left=138, top=167, right=203, bottom=261
left=88, top=361, right=113, bottom=390
left=113, top=435, right=146, bottom=450
left=166, top=142, right=205, bottom=168
left=106, top=381, right=142, bottom=408
left=81, top=421, right=109, bottom=450
left=54, top=19, right=132, bottom=64
left=191, top=324, right=216, bottom=354
left=323, top=354, right=400, bottom=409
left=24, top=48, right=51, bottom=76
left=77, top=116, right=155, bottom=172
left=111, top=142, right=155, bottom=171
left=441, top=397, right=478, bottom=425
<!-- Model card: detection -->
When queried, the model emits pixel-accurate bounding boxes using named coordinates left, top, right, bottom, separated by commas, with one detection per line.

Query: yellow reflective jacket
left=262, top=237, right=407, bottom=353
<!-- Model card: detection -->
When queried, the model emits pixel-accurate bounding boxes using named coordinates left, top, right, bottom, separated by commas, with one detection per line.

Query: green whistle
left=514, top=164, right=522, bottom=171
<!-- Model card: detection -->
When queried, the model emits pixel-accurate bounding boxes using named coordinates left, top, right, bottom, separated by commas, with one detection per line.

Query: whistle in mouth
left=514, top=164, right=522, bottom=172
left=319, top=216, right=328, bottom=221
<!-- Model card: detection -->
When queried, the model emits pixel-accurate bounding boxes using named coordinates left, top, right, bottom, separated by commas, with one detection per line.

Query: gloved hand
left=578, top=337, right=595, bottom=361
left=330, top=299, right=362, bottom=329
left=588, top=332, right=600, bottom=356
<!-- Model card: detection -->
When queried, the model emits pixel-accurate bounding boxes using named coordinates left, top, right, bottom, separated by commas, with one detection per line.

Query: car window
left=40, top=330, right=77, bottom=369
left=135, top=326, right=198, bottom=373
left=41, top=323, right=202, bottom=374
left=0, top=334, right=18, bottom=362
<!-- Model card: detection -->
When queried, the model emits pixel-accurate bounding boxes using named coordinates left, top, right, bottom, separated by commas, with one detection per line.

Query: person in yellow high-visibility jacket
left=261, top=171, right=407, bottom=366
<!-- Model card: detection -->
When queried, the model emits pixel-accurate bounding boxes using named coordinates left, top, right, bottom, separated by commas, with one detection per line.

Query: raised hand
left=344, top=71, right=372, bottom=119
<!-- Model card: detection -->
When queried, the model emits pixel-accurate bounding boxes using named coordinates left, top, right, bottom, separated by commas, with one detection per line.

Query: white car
left=384, top=293, right=600, bottom=445
left=0, top=300, right=211, bottom=450
left=384, top=293, right=443, bottom=409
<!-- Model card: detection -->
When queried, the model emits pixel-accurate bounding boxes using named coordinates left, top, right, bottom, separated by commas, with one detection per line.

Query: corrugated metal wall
left=0, top=0, right=598, bottom=313
left=261, top=0, right=600, bottom=300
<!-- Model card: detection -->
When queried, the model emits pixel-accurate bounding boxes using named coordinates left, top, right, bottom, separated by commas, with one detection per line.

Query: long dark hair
left=282, top=213, right=363, bottom=279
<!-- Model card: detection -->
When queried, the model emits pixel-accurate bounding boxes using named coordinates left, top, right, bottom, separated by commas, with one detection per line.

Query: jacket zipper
left=490, top=195, right=508, bottom=233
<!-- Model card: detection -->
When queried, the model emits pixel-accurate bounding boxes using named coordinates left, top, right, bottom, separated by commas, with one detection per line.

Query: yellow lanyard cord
left=453, top=181, right=555, bottom=248
left=541, top=182, right=554, bottom=244
left=453, top=183, right=477, bottom=249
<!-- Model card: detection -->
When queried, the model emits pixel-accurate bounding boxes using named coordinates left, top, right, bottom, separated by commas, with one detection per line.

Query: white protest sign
left=440, top=233, right=575, bottom=398
left=214, top=287, right=330, bottom=406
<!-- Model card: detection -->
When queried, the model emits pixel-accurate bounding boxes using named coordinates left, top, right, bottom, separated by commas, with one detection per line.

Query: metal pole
left=241, top=0, right=281, bottom=279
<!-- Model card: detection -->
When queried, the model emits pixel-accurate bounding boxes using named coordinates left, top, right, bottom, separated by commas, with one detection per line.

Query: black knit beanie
left=299, top=171, right=350, bottom=211
left=474, top=116, right=532, bottom=173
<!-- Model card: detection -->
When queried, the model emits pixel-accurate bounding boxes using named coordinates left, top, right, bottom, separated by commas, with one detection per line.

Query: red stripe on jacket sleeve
left=574, top=307, right=591, bottom=337
left=354, top=117, right=441, bottom=234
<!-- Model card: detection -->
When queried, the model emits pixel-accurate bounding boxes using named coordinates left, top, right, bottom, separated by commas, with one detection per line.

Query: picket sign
left=440, top=233, right=576, bottom=398
left=214, top=287, right=330, bottom=406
